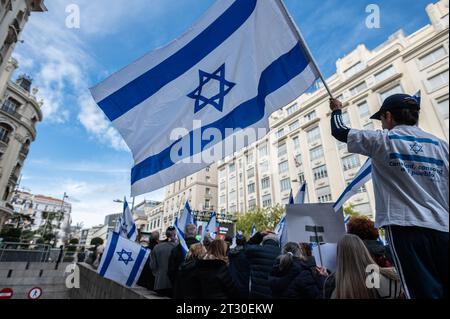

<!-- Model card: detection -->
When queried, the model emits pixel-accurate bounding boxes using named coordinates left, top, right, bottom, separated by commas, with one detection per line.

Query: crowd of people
left=133, top=215, right=404, bottom=299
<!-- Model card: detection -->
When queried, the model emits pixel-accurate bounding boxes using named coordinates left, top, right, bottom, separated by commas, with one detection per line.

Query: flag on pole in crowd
left=115, top=198, right=137, bottom=241
left=251, top=224, right=257, bottom=236
left=333, top=159, right=372, bottom=212
left=175, top=201, right=195, bottom=237
left=295, top=182, right=307, bottom=204
left=175, top=224, right=189, bottom=257
left=97, top=232, right=150, bottom=288
left=90, top=0, right=321, bottom=196
left=289, top=189, right=295, bottom=204
left=275, top=215, right=286, bottom=237
left=204, top=212, right=218, bottom=239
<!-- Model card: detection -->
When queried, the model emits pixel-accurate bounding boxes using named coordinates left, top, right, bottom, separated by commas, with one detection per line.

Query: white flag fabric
left=204, top=212, right=218, bottom=239
left=175, top=201, right=195, bottom=237
left=174, top=224, right=189, bottom=257
left=90, top=0, right=320, bottom=196
left=333, top=159, right=372, bottom=212
left=115, top=198, right=137, bottom=241
left=295, top=182, right=307, bottom=204
left=97, top=231, right=150, bottom=287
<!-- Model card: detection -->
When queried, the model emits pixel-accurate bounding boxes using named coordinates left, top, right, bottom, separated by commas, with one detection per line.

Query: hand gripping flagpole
left=276, top=0, right=334, bottom=99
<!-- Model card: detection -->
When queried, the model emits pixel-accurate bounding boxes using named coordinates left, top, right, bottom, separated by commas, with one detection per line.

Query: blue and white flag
left=275, top=215, right=287, bottom=247
left=115, top=198, right=137, bottom=241
left=288, top=189, right=295, bottom=205
left=251, top=224, right=257, bottom=236
left=204, top=212, right=218, bottom=239
left=175, top=225, right=189, bottom=257
left=295, top=182, right=307, bottom=204
left=175, top=201, right=195, bottom=236
left=90, top=0, right=320, bottom=196
left=274, top=215, right=286, bottom=237
left=333, top=159, right=372, bottom=212
left=97, top=232, right=150, bottom=288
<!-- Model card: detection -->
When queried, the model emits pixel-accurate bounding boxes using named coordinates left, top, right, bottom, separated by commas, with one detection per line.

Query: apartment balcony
left=19, top=148, right=29, bottom=160
left=1, top=104, right=22, bottom=121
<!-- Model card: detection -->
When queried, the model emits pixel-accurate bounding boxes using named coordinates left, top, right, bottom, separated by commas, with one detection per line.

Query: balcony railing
left=0, top=134, right=10, bottom=145
left=19, top=148, right=30, bottom=158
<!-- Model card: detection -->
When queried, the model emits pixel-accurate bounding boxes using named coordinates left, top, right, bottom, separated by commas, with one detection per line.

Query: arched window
left=0, top=122, right=13, bottom=144
left=2, top=97, right=21, bottom=114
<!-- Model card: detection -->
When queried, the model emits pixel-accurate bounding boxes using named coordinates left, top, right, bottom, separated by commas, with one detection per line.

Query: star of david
left=410, top=142, right=423, bottom=154
left=116, top=249, right=134, bottom=265
left=187, top=63, right=235, bottom=114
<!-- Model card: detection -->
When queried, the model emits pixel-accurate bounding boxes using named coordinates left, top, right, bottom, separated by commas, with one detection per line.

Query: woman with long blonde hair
left=329, top=234, right=402, bottom=299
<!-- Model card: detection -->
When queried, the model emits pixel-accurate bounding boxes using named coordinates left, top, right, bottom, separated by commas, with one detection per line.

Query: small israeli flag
left=333, top=159, right=372, bottom=212
left=97, top=232, right=150, bottom=288
left=175, top=224, right=189, bottom=257
left=90, top=0, right=320, bottom=196
left=295, top=182, right=307, bottom=204
left=204, top=212, right=218, bottom=239
left=115, top=198, right=137, bottom=241
left=288, top=189, right=295, bottom=205
left=275, top=216, right=287, bottom=247
left=175, top=201, right=195, bottom=237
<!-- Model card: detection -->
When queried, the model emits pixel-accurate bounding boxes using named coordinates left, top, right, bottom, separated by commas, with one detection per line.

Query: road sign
left=27, top=287, right=42, bottom=300
left=0, top=288, right=13, bottom=299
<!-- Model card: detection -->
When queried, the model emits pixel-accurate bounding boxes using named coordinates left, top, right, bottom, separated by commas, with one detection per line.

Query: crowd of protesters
left=133, top=215, right=408, bottom=299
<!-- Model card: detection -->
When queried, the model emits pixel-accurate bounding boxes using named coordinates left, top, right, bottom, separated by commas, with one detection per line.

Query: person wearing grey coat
left=150, top=226, right=178, bottom=297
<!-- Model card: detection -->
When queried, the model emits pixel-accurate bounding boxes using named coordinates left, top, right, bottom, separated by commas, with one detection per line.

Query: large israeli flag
left=90, top=0, right=320, bottom=196
left=97, top=232, right=150, bottom=288
left=333, top=159, right=372, bottom=212
left=115, top=198, right=137, bottom=241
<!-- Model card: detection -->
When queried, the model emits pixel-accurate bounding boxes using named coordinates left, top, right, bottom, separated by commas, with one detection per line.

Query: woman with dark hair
left=269, top=242, right=327, bottom=299
left=347, top=216, right=393, bottom=267
left=193, top=239, right=240, bottom=299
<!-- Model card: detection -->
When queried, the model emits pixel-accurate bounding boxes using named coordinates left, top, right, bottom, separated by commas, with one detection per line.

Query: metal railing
left=0, top=242, right=77, bottom=263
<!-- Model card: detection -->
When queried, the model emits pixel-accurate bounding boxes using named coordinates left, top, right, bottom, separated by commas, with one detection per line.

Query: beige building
left=144, top=202, right=164, bottom=235
left=0, top=0, right=46, bottom=93
left=0, top=61, right=43, bottom=229
left=217, top=0, right=449, bottom=219
left=132, top=199, right=161, bottom=234
left=157, top=165, right=218, bottom=234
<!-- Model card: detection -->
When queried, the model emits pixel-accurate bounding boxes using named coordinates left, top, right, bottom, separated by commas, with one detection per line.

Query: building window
left=246, top=152, right=254, bottom=165
left=276, top=128, right=285, bottom=138
left=1, top=98, right=21, bottom=114
left=229, top=163, right=235, bottom=173
left=259, top=143, right=268, bottom=157
left=342, top=154, right=360, bottom=171
left=298, top=173, right=305, bottom=184
left=262, top=194, right=272, bottom=208
left=358, top=101, right=370, bottom=118
left=427, top=70, right=449, bottom=92
left=280, top=178, right=291, bottom=192
left=349, top=81, right=367, bottom=96
left=436, top=98, right=449, bottom=128
left=220, top=181, right=225, bottom=190
left=317, top=186, right=332, bottom=203
left=419, top=47, right=447, bottom=68
left=239, top=187, right=244, bottom=197
left=342, top=112, right=351, bottom=126
left=247, top=183, right=255, bottom=194
left=289, top=120, right=300, bottom=131
left=219, top=195, right=226, bottom=204
left=304, top=110, right=317, bottom=122
left=310, top=146, right=324, bottom=161
left=205, top=188, right=211, bottom=195
left=229, top=176, right=236, bottom=187
left=261, top=177, right=270, bottom=189
left=230, top=204, right=237, bottom=213
left=292, top=136, right=301, bottom=151
left=229, top=189, right=236, bottom=201
left=204, top=199, right=210, bottom=209
left=374, top=65, right=395, bottom=83
left=343, top=62, right=363, bottom=78
left=313, top=165, right=328, bottom=181
left=294, top=154, right=302, bottom=167
left=0, top=123, right=13, bottom=144
left=287, top=103, right=299, bottom=115
left=278, top=142, right=287, bottom=157
left=380, top=85, right=403, bottom=102
left=247, top=167, right=255, bottom=179
left=307, top=127, right=321, bottom=144
left=248, top=199, right=257, bottom=210
left=278, top=160, right=289, bottom=174
left=260, top=160, right=269, bottom=173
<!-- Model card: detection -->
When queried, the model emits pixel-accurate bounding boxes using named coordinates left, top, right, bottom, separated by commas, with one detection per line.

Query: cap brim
left=370, top=111, right=382, bottom=120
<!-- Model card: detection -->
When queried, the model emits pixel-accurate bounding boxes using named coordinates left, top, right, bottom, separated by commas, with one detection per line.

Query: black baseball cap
left=370, top=93, right=420, bottom=120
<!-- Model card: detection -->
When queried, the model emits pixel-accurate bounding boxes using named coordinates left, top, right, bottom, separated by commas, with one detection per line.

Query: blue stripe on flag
left=131, top=43, right=310, bottom=184
left=99, top=232, right=120, bottom=277
left=127, top=224, right=136, bottom=239
left=97, top=0, right=257, bottom=122
left=126, top=247, right=148, bottom=287
left=333, top=165, right=372, bottom=209
left=388, top=134, right=439, bottom=145
left=389, top=153, right=444, bottom=166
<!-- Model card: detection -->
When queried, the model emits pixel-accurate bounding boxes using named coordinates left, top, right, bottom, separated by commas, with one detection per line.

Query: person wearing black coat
left=269, top=242, right=327, bottom=299
left=245, top=232, right=281, bottom=299
left=168, top=225, right=199, bottom=286
left=192, top=239, right=240, bottom=299
left=228, top=232, right=250, bottom=298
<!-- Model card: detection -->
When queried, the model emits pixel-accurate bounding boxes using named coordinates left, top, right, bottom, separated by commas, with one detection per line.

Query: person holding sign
left=329, top=95, right=449, bottom=299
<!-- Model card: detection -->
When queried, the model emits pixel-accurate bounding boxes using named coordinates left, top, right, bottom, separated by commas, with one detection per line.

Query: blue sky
left=13, top=0, right=435, bottom=227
